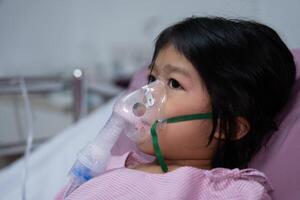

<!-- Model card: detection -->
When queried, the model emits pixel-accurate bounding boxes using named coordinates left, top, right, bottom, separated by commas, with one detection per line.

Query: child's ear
left=213, top=117, right=250, bottom=140
left=234, top=117, right=250, bottom=140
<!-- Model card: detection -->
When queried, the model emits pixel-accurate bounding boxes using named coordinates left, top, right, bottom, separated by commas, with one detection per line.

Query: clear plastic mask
left=113, top=80, right=166, bottom=143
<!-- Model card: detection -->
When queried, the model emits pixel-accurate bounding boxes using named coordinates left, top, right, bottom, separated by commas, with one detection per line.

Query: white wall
left=0, top=0, right=262, bottom=77
left=258, top=0, right=300, bottom=49
left=0, top=0, right=299, bottom=77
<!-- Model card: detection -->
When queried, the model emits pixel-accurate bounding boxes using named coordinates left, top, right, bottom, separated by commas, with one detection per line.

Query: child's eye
left=168, top=78, right=183, bottom=89
left=148, top=74, right=156, bottom=83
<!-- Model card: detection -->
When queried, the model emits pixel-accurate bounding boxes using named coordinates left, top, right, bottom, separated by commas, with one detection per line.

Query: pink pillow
left=127, top=67, right=148, bottom=92
left=249, top=49, right=300, bottom=200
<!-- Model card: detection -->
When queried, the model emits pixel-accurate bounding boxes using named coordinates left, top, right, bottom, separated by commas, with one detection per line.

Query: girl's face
left=138, top=45, right=218, bottom=161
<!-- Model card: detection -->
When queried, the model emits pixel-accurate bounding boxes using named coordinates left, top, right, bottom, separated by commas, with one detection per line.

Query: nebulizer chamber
left=64, top=80, right=166, bottom=198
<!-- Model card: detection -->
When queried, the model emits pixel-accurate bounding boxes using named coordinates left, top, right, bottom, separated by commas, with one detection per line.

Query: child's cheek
left=162, top=98, right=186, bottom=119
left=156, top=120, right=213, bottom=159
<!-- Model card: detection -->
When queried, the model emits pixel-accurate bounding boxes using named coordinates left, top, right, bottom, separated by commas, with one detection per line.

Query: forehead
left=150, top=45, right=197, bottom=77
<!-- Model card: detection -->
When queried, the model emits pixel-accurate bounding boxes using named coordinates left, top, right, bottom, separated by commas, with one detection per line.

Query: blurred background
left=0, top=0, right=299, bottom=168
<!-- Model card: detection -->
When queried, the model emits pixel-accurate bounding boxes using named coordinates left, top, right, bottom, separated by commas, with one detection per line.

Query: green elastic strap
left=150, top=112, right=213, bottom=173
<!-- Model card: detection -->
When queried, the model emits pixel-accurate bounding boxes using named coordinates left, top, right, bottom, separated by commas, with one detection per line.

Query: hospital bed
left=0, top=70, right=86, bottom=158
left=0, top=49, right=299, bottom=200
left=0, top=95, right=117, bottom=200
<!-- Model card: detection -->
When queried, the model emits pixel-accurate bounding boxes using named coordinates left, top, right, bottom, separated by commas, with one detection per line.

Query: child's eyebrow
left=163, top=64, right=191, bottom=78
left=148, top=64, right=191, bottom=78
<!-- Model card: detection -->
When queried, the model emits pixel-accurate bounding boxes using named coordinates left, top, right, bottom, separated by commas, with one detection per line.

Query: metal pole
left=72, top=69, right=87, bottom=122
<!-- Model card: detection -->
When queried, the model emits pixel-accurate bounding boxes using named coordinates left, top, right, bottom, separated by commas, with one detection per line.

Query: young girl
left=56, top=16, right=296, bottom=199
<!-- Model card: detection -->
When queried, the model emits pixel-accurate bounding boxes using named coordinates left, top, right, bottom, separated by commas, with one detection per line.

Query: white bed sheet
left=0, top=98, right=116, bottom=200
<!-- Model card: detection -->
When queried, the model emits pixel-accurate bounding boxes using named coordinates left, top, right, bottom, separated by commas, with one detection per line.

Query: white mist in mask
left=63, top=80, right=166, bottom=198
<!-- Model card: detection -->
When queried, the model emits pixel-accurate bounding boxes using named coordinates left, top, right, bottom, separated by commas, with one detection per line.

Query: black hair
left=149, top=16, right=296, bottom=169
